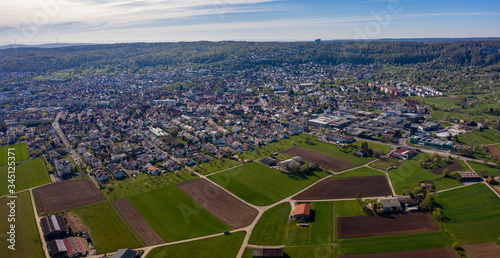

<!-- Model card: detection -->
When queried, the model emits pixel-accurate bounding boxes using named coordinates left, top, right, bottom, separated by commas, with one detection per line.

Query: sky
left=1, top=0, right=499, bottom=45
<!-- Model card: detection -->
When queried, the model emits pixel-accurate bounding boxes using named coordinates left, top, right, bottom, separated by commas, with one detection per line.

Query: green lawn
left=0, top=191, right=44, bottom=258
left=385, top=153, right=441, bottom=194
left=432, top=177, right=462, bottom=191
left=338, top=232, right=450, bottom=255
left=286, top=202, right=333, bottom=245
left=102, top=169, right=198, bottom=201
left=129, top=186, right=229, bottom=243
left=70, top=202, right=142, bottom=254
left=0, top=158, right=50, bottom=196
left=458, top=129, right=500, bottom=146
left=334, top=200, right=365, bottom=217
left=240, top=134, right=310, bottom=160
left=208, top=162, right=329, bottom=206
left=193, top=158, right=242, bottom=175
left=249, top=202, right=290, bottom=245
left=299, top=141, right=376, bottom=166
left=0, top=142, right=29, bottom=167
left=332, top=167, right=385, bottom=178
left=146, top=232, right=246, bottom=258
left=434, top=183, right=500, bottom=244
left=468, top=161, right=500, bottom=177
left=351, top=141, right=392, bottom=155
left=369, top=157, right=401, bottom=171
left=284, top=245, right=335, bottom=258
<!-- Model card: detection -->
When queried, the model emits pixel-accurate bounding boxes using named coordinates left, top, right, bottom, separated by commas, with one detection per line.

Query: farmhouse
left=457, top=172, right=482, bottom=182
left=380, top=197, right=402, bottom=210
left=252, top=248, right=284, bottom=258
left=293, top=203, right=311, bottom=220
left=260, top=157, right=277, bottom=167
left=40, top=215, right=68, bottom=240
left=47, top=237, right=88, bottom=258
left=277, top=156, right=303, bottom=170
left=390, top=148, right=418, bottom=160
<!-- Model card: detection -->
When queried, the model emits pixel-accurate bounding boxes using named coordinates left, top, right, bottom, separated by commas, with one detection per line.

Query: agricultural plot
left=337, top=213, right=439, bottom=239
left=332, top=167, right=385, bottom=178
left=486, top=144, right=500, bottom=160
left=430, top=160, right=466, bottom=175
left=0, top=157, right=50, bottom=196
left=70, top=202, right=142, bottom=254
left=193, top=158, right=242, bottom=175
left=334, top=200, right=365, bottom=217
left=146, top=232, right=246, bottom=258
left=298, top=141, right=376, bottom=166
left=129, top=186, right=229, bottom=243
left=0, top=191, right=44, bottom=258
left=458, top=129, right=500, bottom=146
left=293, top=176, right=393, bottom=200
left=0, top=142, right=29, bottom=166
left=113, top=199, right=164, bottom=246
left=208, top=162, right=329, bottom=206
left=283, top=245, right=335, bottom=258
left=176, top=178, right=258, bottom=228
left=467, top=161, right=500, bottom=177
left=337, top=248, right=458, bottom=258
left=239, top=134, right=310, bottom=160
left=463, top=242, right=500, bottom=258
left=286, top=202, right=334, bottom=245
left=369, top=157, right=403, bottom=171
left=434, top=183, right=500, bottom=244
left=432, top=178, right=462, bottom=191
left=351, top=141, right=392, bottom=155
left=282, top=146, right=356, bottom=172
left=248, top=202, right=291, bottom=245
left=34, top=179, right=105, bottom=213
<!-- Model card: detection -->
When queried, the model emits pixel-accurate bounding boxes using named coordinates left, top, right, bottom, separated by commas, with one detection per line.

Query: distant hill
left=0, top=43, right=97, bottom=50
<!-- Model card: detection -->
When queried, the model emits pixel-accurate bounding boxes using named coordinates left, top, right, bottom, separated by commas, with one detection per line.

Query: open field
left=0, top=157, right=50, bottom=196
left=286, top=202, right=333, bottom=245
left=463, top=242, right=500, bottom=258
left=208, top=162, right=329, bottom=206
left=239, top=134, right=310, bottom=160
left=146, top=232, right=246, bottom=258
left=102, top=169, right=198, bottom=201
left=0, top=142, right=29, bottom=166
left=430, top=160, right=465, bottom=175
left=113, top=199, right=164, bottom=246
left=337, top=213, right=439, bottom=239
left=129, top=186, right=229, bottom=243
left=432, top=178, right=462, bottom=191
left=458, top=129, right=500, bottom=146
left=293, top=176, right=393, bottom=200
left=351, top=141, right=392, bottom=155
left=283, top=245, right=335, bottom=258
left=0, top=191, right=44, bottom=258
left=299, top=141, right=376, bottom=166
left=332, top=167, right=385, bottom=178
left=337, top=248, right=458, bottom=258
left=248, top=202, right=290, bottom=245
left=486, top=144, right=500, bottom=160
left=176, top=178, right=258, bottom=228
left=34, top=179, right=105, bottom=213
left=434, top=183, right=500, bottom=244
left=334, top=200, right=365, bottom=217
left=338, top=232, right=450, bottom=255
left=369, top=157, right=403, bottom=171
left=193, top=158, right=242, bottom=175
left=70, top=202, right=142, bottom=254
left=468, top=161, right=500, bottom=177
left=282, top=146, right=356, bottom=171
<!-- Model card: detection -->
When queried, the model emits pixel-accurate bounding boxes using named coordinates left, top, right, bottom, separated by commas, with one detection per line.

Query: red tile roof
left=294, top=203, right=311, bottom=216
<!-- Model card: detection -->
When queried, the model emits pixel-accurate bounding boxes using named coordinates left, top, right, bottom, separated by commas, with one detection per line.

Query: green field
left=369, top=157, right=401, bottom=171
left=334, top=200, right=365, bottom=217
left=102, top=169, right=198, bottom=201
left=0, top=142, right=29, bottom=167
left=332, top=167, right=385, bottom=178
left=193, top=158, right=242, bottom=175
left=239, top=134, right=310, bottom=160
left=129, top=186, right=229, bottom=243
left=146, top=232, right=246, bottom=258
left=299, top=141, right=376, bottom=166
left=434, top=184, right=500, bottom=244
left=70, top=202, right=142, bottom=253
left=0, top=191, right=44, bottom=258
left=351, top=141, right=392, bottom=155
left=432, top=177, right=462, bottom=191
left=249, top=202, right=290, bottom=245
left=338, top=232, right=450, bottom=255
left=208, top=162, right=329, bottom=206
left=284, top=245, right=335, bottom=258
left=286, top=202, right=334, bottom=245
left=0, top=158, right=50, bottom=196
left=458, top=129, right=500, bottom=146
left=468, top=161, right=500, bottom=177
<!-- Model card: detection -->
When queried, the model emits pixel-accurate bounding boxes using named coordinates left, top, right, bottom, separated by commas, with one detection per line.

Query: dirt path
left=29, top=189, right=50, bottom=258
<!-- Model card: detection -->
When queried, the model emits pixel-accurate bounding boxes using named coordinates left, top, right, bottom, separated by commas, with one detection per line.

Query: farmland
left=283, top=245, right=336, bottom=258
left=464, top=242, right=500, bottom=258
left=337, top=248, right=458, bottom=258
left=282, top=146, right=356, bottom=171
left=34, top=179, right=105, bottom=213
left=293, top=176, right=393, bottom=200
left=457, top=128, right=500, bottom=146
left=146, top=232, right=246, bottom=258
left=467, top=161, right=500, bottom=177
left=434, top=183, right=500, bottom=244
left=286, top=202, right=334, bottom=245
left=337, top=213, right=439, bottom=239
left=70, top=202, right=143, bottom=254
left=193, top=158, right=242, bottom=175
left=432, top=177, right=462, bottom=191
left=0, top=157, right=50, bottom=196
left=129, top=186, right=229, bottom=243
left=332, top=167, right=385, bottom=178
left=0, top=142, right=29, bottom=166
left=248, top=202, right=290, bottom=245
left=113, top=199, right=164, bottom=246
left=351, top=141, right=392, bottom=155
left=334, top=200, right=365, bottom=217
left=299, top=141, right=377, bottom=166
left=208, top=162, right=329, bottom=206
left=430, top=160, right=467, bottom=175
left=486, top=144, right=500, bottom=160
left=0, top=191, right=44, bottom=258
left=369, top=157, right=403, bottom=171
left=176, top=178, right=258, bottom=228
left=239, top=134, right=310, bottom=160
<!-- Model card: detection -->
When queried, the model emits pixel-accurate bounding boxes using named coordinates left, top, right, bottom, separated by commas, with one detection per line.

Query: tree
left=432, top=208, right=444, bottom=221
left=422, top=194, right=435, bottom=211
left=442, top=168, right=450, bottom=178
left=452, top=242, right=462, bottom=251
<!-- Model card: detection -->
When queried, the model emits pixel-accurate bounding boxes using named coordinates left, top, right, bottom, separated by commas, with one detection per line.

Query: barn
left=293, top=203, right=311, bottom=220
left=457, top=172, right=482, bottom=182
left=40, top=215, right=68, bottom=240
left=252, top=248, right=284, bottom=258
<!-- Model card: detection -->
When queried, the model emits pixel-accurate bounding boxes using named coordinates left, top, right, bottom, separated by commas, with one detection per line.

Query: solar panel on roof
left=51, top=215, right=61, bottom=231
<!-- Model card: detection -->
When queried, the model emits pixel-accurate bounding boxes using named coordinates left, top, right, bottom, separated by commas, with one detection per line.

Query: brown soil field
left=486, top=145, right=500, bottom=160
left=337, top=212, right=439, bottom=239
left=337, top=248, right=458, bottom=258
left=431, top=160, right=464, bottom=175
left=464, top=242, right=500, bottom=258
left=293, top=176, right=393, bottom=200
left=34, top=179, right=105, bottom=213
left=177, top=178, right=258, bottom=229
left=113, top=199, right=164, bottom=246
left=281, top=146, right=356, bottom=171
left=163, top=136, right=180, bottom=145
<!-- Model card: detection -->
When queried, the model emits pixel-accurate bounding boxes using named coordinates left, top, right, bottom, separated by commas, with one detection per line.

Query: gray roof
left=112, top=249, right=137, bottom=258
left=380, top=197, right=402, bottom=209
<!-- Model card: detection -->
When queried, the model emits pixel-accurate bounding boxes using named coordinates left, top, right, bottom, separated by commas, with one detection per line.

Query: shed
left=293, top=203, right=311, bottom=220
left=252, top=248, right=284, bottom=258
left=457, top=172, right=482, bottom=182
left=380, top=197, right=402, bottom=210
left=112, top=248, right=138, bottom=258
left=260, top=157, right=277, bottom=167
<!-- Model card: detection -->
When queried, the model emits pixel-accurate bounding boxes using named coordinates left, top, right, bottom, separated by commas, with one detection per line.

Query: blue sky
left=1, top=0, right=499, bottom=44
